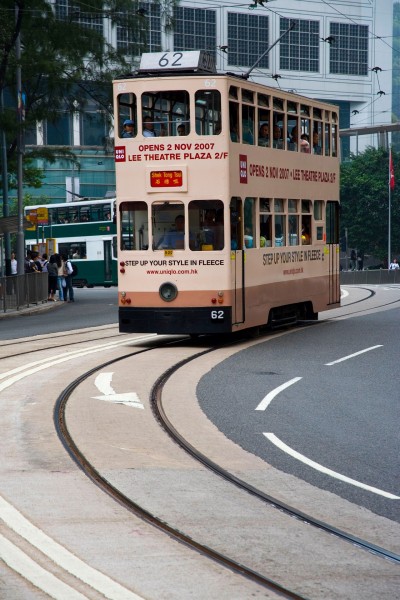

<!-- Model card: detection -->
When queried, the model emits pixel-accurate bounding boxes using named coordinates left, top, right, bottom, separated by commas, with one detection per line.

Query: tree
left=340, top=147, right=400, bottom=263
left=0, top=0, right=177, bottom=195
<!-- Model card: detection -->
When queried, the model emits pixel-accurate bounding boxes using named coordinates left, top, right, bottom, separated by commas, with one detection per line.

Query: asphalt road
left=198, top=306, right=400, bottom=522
left=0, top=287, right=118, bottom=340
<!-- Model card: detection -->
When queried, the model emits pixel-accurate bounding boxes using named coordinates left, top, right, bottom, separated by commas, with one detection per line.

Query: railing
left=0, top=272, right=48, bottom=313
left=340, top=269, right=400, bottom=285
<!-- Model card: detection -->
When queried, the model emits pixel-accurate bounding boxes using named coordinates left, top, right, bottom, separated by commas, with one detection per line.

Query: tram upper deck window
left=257, top=93, right=270, bottom=107
left=229, top=101, right=239, bottom=142
left=313, top=122, right=323, bottom=155
left=195, top=90, right=221, bottom=136
left=118, top=93, right=137, bottom=138
left=152, top=201, right=185, bottom=250
left=242, top=105, right=254, bottom=145
left=141, top=91, right=190, bottom=137
left=188, top=199, right=224, bottom=251
left=120, top=201, right=148, bottom=251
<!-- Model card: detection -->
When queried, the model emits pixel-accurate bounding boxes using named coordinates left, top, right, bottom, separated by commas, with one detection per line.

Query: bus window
left=120, top=201, right=148, bottom=250
left=188, top=200, right=224, bottom=250
left=152, top=202, right=185, bottom=250
left=244, top=197, right=255, bottom=248
left=118, top=93, right=137, bottom=138
left=141, top=91, right=190, bottom=137
left=195, top=90, right=221, bottom=136
left=59, top=242, right=87, bottom=259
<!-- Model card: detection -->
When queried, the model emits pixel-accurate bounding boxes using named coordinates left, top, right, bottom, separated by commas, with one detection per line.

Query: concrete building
left=25, top=0, right=394, bottom=202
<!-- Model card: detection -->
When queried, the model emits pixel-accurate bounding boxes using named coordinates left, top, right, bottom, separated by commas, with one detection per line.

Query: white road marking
left=0, top=534, right=87, bottom=600
left=0, top=497, right=145, bottom=599
left=255, top=377, right=302, bottom=411
left=93, top=373, right=144, bottom=408
left=325, top=345, right=383, bottom=366
left=0, top=334, right=158, bottom=598
left=264, top=433, right=400, bottom=499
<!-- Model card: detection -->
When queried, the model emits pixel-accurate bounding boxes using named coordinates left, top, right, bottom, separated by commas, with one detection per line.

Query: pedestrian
left=53, top=253, right=65, bottom=301
left=10, top=252, right=17, bottom=275
left=41, top=253, right=49, bottom=272
left=61, top=254, right=75, bottom=302
left=47, top=255, right=58, bottom=301
left=389, top=257, right=399, bottom=270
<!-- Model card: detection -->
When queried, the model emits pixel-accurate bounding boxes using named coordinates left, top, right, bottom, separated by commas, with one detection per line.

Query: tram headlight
left=217, top=291, right=224, bottom=304
left=159, top=282, right=178, bottom=302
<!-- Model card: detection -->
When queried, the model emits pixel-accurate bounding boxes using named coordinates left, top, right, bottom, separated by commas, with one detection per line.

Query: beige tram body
left=114, top=52, right=340, bottom=334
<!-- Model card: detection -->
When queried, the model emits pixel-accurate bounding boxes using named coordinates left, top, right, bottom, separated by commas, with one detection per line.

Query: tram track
left=52, top=332, right=399, bottom=599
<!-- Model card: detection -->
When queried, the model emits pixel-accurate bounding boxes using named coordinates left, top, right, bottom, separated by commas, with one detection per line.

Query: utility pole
left=1, top=89, right=11, bottom=275
left=16, top=5, right=25, bottom=274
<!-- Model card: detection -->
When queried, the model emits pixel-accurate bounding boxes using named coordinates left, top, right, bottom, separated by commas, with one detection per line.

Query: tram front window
left=120, top=201, right=148, bottom=250
left=152, top=202, right=186, bottom=249
left=188, top=200, right=224, bottom=250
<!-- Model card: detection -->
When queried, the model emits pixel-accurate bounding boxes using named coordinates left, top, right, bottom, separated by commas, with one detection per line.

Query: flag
left=389, top=148, right=395, bottom=190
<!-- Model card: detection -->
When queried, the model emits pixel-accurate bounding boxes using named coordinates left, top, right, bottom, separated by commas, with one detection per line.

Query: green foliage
left=340, top=147, right=400, bottom=261
left=0, top=0, right=178, bottom=200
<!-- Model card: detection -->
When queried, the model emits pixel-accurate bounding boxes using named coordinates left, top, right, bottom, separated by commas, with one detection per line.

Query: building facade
left=25, top=0, right=394, bottom=202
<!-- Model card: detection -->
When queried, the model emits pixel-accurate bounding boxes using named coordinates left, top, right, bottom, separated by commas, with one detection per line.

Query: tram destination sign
left=139, top=51, right=216, bottom=74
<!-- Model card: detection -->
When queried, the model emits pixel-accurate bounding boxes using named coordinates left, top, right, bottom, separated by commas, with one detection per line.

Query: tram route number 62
left=211, top=310, right=224, bottom=320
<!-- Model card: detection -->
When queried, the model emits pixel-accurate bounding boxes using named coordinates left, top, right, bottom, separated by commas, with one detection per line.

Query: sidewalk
left=0, top=300, right=63, bottom=319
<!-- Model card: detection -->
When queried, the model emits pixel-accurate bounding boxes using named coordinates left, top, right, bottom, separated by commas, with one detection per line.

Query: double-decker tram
left=25, top=198, right=117, bottom=287
left=114, top=51, right=340, bottom=335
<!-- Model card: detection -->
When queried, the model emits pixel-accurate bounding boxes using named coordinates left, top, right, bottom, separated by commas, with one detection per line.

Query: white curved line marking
left=0, top=496, right=144, bottom=599
left=0, top=535, right=87, bottom=600
left=255, top=377, right=302, bottom=411
left=264, top=433, right=399, bottom=499
left=325, top=345, right=383, bottom=366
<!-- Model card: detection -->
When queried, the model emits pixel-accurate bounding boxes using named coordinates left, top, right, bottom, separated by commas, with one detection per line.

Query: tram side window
left=188, top=200, right=224, bottom=250
left=195, top=90, right=221, bottom=136
left=242, top=105, right=254, bottom=145
left=274, top=199, right=285, bottom=246
left=259, top=198, right=272, bottom=247
left=301, top=200, right=312, bottom=245
left=244, top=197, right=255, bottom=248
left=142, top=91, right=190, bottom=137
left=117, top=93, right=137, bottom=138
left=230, top=197, right=242, bottom=250
left=288, top=199, right=299, bottom=246
left=273, top=114, right=284, bottom=149
left=229, top=101, right=239, bottom=142
left=313, top=122, right=323, bottom=155
left=152, top=202, right=185, bottom=250
left=120, top=201, right=148, bottom=251
left=326, top=201, right=339, bottom=244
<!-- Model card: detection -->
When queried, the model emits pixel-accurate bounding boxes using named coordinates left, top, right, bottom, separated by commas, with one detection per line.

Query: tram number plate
left=211, top=310, right=224, bottom=321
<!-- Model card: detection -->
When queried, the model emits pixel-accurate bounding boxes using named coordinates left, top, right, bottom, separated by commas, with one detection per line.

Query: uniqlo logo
left=115, top=146, right=126, bottom=162
left=239, top=154, right=247, bottom=183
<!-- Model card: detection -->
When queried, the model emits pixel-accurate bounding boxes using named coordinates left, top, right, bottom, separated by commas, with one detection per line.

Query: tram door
left=230, top=198, right=245, bottom=325
left=103, top=239, right=113, bottom=282
left=326, top=201, right=341, bottom=305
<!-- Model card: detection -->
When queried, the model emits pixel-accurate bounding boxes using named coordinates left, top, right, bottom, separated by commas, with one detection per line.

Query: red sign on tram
left=239, top=154, right=248, bottom=184
left=115, top=146, right=126, bottom=162
left=150, top=170, right=183, bottom=188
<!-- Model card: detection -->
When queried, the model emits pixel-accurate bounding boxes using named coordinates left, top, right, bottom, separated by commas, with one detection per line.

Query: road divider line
left=255, top=377, right=302, bottom=411
left=325, top=345, right=383, bottom=366
left=264, top=433, right=400, bottom=499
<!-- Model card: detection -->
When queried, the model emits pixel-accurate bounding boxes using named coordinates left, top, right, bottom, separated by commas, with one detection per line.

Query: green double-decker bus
left=25, top=198, right=117, bottom=287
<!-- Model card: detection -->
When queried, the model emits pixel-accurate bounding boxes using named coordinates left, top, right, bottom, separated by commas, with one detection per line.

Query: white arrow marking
left=93, top=373, right=144, bottom=409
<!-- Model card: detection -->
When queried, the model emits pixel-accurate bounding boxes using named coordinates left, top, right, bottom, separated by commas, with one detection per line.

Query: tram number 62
left=211, top=310, right=224, bottom=320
